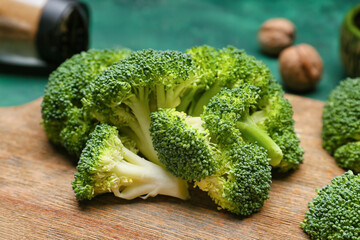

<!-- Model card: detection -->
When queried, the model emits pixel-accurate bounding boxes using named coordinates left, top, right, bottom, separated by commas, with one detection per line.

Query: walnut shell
left=258, top=18, right=296, bottom=56
left=279, top=44, right=323, bottom=92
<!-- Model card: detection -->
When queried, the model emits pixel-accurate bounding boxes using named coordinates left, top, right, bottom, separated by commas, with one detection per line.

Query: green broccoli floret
left=72, top=123, right=189, bottom=201
left=258, top=80, right=304, bottom=172
left=150, top=108, right=218, bottom=181
left=301, top=171, right=360, bottom=239
left=203, top=84, right=303, bottom=171
left=322, top=78, right=360, bottom=172
left=178, top=45, right=274, bottom=116
left=84, top=49, right=195, bottom=165
left=150, top=108, right=271, bottom=216
left=334, top=142, right=360, bottom=173
left=41, top=49, right=131, bottom=155
left=196, top=142, right=271, bottom=216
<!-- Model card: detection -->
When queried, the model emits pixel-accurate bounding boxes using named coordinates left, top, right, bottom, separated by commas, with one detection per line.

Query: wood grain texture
left=0, top=95, right=345, bottom=240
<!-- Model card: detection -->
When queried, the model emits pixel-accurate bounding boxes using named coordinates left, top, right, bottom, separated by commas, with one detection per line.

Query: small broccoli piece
left=85, top=49, right=195, bottom=165
left=203, top=84, right=283, bottom=166
left=322, top=78, right=360, bottom=172
left=301, top=171, right=360, bottom=239
left=259, top=80, right=304, bottom=172
left=42, top=49, right=131, bottom=155
left=178, top=45, right=274, bottom=116
left=334, top=142, right=360, bottom=173
left=150, top=109, right=218, bottom=181
left=196, top=142, right=271, bottom=216
left=203, top=82, right=303, bottom=171
left=72, top=123, right=189, bottom=201
left=150, top=108, right=271, bottom=216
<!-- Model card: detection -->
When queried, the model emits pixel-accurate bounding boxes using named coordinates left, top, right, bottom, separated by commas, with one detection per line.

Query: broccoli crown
left=322, top=78, right=360, bottom=156
left=196, top=141, right=271, bottom=216
left=85, top=49, right=195, bottom=164
left=203, top=82, right=303, bottom=171
left=150, top=108, right=218, bottom=181
left=202, top=84, right=283, bottom=166
left=149, top=106, right=272, bottom=216
left=261, top=82, right=304, bottom=172
left=301, top=171, right=360, bottom=239
left=180, top=45, right=274, bottom=116
left=72, top=123, right=189, bottom=201
left=41, top=48, right=131, bottom=155
left=334, top=142, right=360, bottom=173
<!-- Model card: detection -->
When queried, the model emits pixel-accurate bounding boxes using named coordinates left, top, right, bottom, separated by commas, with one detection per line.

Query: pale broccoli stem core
left=237, top=115, right=282, bottom=166
left=176, top=87, right=198, bottom=113
left=111, top=147, right=189, bottom=200
left=189, top=83, right=222, bottom=116
left=156, top=77, right=195, bottom=109
left=125, top=87, right=160, bottom=165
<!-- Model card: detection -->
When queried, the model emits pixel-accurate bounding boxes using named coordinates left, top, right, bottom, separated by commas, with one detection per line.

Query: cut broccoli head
left=85, top=49, right=196, bottom=164
left=196, top=142, right=271, bottom=216
left=203, top=83, right=303, bottom=172
left=334, top=142, right=360, bottom=173
left=150, top=108, right=218, bottom=181
left=179, top=45, right=274, bottom=116
left=150, top=107, right=272, bottom=216
left=301, top=171, right=360, bottom=239
left=322, top=78, right=360, bottom=155
left=41, top=48, right=131, bottom=155
left=72, top=123, right=189, bottom=201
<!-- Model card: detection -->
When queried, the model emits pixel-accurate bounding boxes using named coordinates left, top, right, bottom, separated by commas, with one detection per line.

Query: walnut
left=279, top=44, right=323, bottom=92
left=258, top=18, right=296, bottom=56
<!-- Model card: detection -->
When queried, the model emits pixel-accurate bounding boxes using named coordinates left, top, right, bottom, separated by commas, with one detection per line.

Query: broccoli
left=42, top=49, right=131, bottom=155
left=150, top=108, right=218, bottom=181
left=300, top=171, right=360, bottom=239
left=42, top=46, right=302, bottom=210
left=84, top=49, right=196, bottom=165
left=178, top=45, right=274, bottom=116
left=322, top=78, right=360, bottom=172
left=72, top=123, right=189, bottom=201
left=203, top=83, right=303, bottom=171
left=150, top=108, right=271, bottom=216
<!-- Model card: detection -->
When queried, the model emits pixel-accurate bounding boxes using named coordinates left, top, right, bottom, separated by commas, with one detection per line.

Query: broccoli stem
left=126, top=87, right=160, bottom=165
left=157, top=77, right=195, bottom=109
left=176, top=87, right=198, bottom=113
left=189, top=83, right=222, bottom=116
left=112, top=147, right=190, bottom=200
left=237, top=116, right=283, bottom=166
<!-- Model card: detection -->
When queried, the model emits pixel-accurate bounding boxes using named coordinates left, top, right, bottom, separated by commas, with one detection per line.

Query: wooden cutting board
left=0, top=95, right=345, bottom=240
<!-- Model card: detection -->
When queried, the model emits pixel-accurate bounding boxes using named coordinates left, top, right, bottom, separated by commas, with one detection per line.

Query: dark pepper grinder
left=0, top=0, right=89, bottom=67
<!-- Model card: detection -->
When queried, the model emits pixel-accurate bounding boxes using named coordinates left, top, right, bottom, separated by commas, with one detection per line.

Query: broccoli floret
left=150, top=109, right=218, bottom=181
left=204, top=82, right=303, bottom=171
left=334, top=142, right=360, bottom=173
left=42, top=49, right=131, bottom=155
left=150, top=108, right=272, bottom=216
left=322, top=78, right=360, bottom=172
left=301, top=171, right=360, bottom=239
left=178, top=45, right=274, bottom=116
left=72, top=123, right=189, bottom=201
left=196, top=142, right=271, bottom=216
left=85, top=49, right=195, bottom=165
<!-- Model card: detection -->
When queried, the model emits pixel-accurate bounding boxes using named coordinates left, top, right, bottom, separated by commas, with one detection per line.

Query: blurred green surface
left=0, top=0, right=357, bottom=106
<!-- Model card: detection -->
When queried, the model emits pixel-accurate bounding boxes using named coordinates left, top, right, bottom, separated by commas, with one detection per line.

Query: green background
left=0, top=0, right=358, bottom=106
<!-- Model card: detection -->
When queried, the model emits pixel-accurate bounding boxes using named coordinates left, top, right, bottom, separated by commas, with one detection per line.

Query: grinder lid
left=36, top=0, right=89, bottom=64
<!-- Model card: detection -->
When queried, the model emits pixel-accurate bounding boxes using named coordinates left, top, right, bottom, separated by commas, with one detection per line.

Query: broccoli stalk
left=236, top=114, right=283, bottom=166
left=72, top=123, right=189, bottom=201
